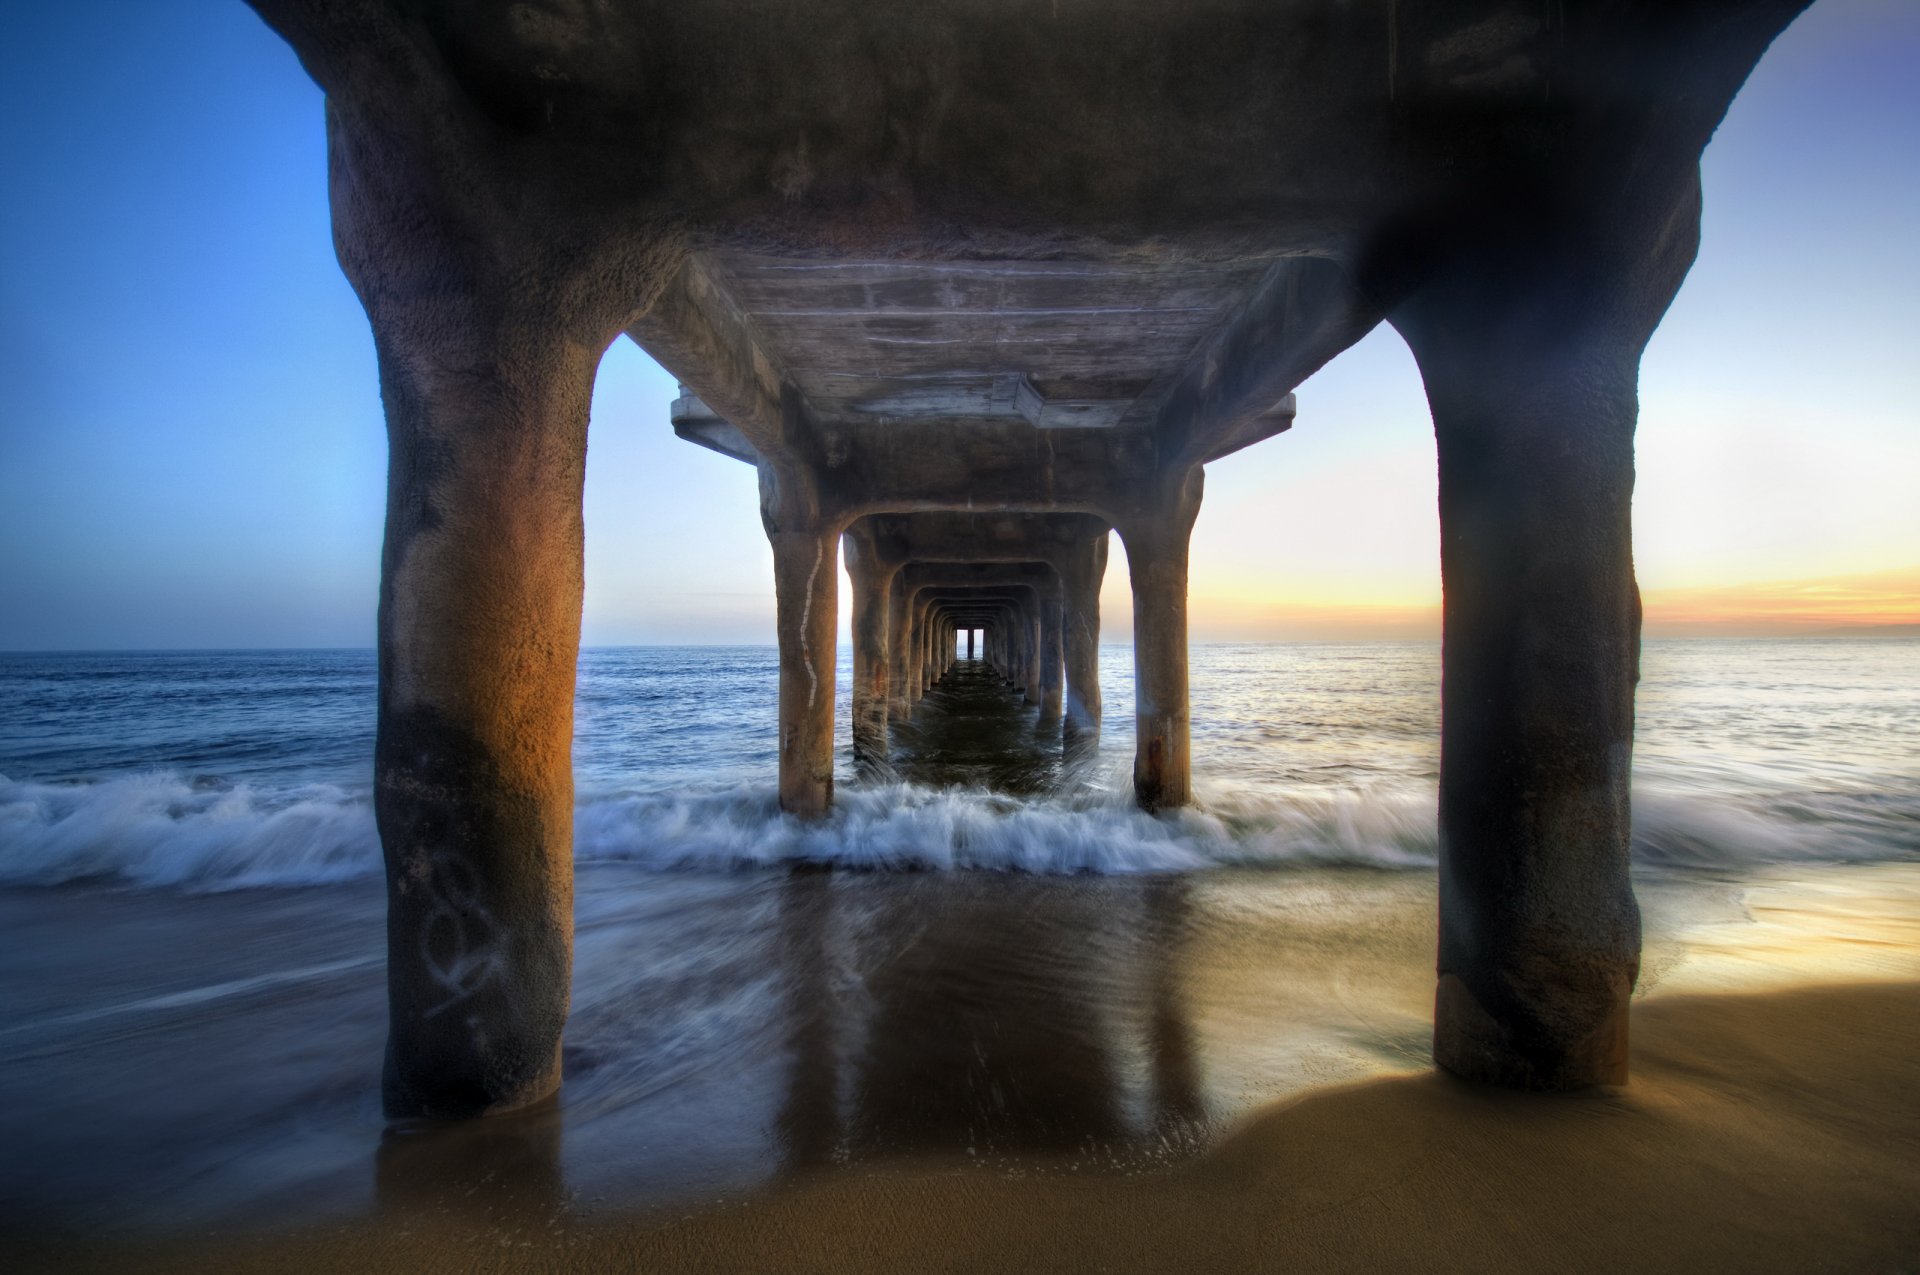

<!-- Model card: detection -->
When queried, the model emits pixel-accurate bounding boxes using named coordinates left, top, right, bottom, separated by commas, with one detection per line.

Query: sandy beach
left=11, top=979, right=1916, bottom=1273
left=4, top=861, right=1916, bottom=1273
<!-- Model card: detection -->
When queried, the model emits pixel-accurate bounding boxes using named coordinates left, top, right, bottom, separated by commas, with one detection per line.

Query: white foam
left=0, top=771, right=379, bottom=890
left=2, top=768, right=1912, bottom=892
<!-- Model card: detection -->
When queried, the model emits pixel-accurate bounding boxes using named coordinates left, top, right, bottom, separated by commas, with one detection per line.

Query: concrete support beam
left=1116, top=468, right=1204, bottom=811
left=1153, top=256, right=1375, bottom=469
left=629, top=258, right=818, bottom=472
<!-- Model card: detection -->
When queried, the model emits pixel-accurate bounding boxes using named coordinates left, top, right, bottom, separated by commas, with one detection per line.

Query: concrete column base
left=1434, top=974, right=1630, bottom=1090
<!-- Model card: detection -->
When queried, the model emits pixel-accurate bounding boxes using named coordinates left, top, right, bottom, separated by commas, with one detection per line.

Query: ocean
left=1, top=640, right=1917, bottom=1235
left=3, top=640, right=1916, bottom=886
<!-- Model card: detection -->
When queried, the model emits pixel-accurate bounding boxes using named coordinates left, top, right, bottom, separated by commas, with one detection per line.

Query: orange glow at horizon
left=1163, top=566, right=1920, bottom=641
left=1638, top=567, right=1920, bottom=635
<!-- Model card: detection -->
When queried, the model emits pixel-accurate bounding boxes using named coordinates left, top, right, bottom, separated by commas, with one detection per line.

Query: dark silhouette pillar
left=908, top=593, right=931, bottom=702
left=1391, top=174, right=1704, bottom=1089
left=967, top=628, right=975, bottom=660
left=887, top=575, right=913, bottom=723
left=1118, top=468, right=1203, bottom=810
left=1017, top=599, right=1040, bottom=705
left=1037, top=582, right=1065, bottom=727
left=1059, top=532, right=1109, bottom=749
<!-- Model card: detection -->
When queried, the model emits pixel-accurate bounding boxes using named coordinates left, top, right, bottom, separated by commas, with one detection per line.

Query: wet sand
left=3, top=862, right=1917, bottom=1272
left=7, top=979, right=1915, bottom=1273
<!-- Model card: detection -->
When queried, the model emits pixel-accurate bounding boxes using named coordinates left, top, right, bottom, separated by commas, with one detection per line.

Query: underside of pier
left=249, top=0, right=1809, bottom=1117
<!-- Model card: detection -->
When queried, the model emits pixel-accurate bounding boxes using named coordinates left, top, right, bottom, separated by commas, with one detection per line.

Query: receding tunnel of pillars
left=802, top=510, right=1172, bottom=820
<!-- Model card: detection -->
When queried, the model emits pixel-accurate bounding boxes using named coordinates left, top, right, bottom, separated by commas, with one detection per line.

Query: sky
left=0, top=1, right=1914, bottom=649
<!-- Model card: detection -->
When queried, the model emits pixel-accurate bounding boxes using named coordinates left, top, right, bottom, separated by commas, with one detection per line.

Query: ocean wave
left=571, top=780, right=1441, bottom=874
left=0, top=771, right=379, bottom=890
left=1630, top=785, right=1920, bottom=868
left=1, top=769, right=1913, bottom=892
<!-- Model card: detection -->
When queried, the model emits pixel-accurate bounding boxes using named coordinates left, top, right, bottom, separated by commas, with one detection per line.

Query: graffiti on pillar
left=418, top=853, right=507, bottom=1019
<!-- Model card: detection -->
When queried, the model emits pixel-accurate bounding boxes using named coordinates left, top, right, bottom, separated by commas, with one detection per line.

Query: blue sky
left=0, top=0, right=1914, bottom=649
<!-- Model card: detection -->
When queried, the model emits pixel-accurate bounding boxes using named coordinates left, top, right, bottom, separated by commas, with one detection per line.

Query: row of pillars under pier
left=354, top=241, right=1664, bottom=1119
left=809, top=508, right=1183, bottom=822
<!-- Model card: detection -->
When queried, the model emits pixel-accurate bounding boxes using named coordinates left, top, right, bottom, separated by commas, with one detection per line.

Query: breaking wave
left=1, top=769, right=1914, bottom=892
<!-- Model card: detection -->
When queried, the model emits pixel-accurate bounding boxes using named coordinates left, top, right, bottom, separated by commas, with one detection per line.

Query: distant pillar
left=1059, top=532, right=1110, bottom=750
left=967, top=628, right=975, bottom=660
left=1037, top=583, right=1064, bottom=727
left=1021, top=599, right=1042, bottom=707
left=768, top=511, right=841, bottom=820
left=1119, top=469, right=1202, bottom=811
left=1391, top=200, right=1694, bottom=1088
left=915, top=595, right=935, bottom=698
left=921, top=603, right=936, bottom=692
left=844, top=526, right=893, bottom=767
left=887, top=570, right=913, bottom=723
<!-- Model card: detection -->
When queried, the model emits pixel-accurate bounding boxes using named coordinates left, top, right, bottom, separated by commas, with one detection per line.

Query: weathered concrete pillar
left=925, top=605, right=938, bottom=687
left=1020, top=602, right=1042, bottom=706
left=921, top=606, right=936, bottom=687
left=887, top=575, right=913, bottom=723
left=918, top=601, right=934, bottom=693
left=1118, top=468, right=1203, bottom=811
left=763, top=466, right=839, bottom=820
left=1058, top=533, right=1109, bottom=747
left=1391, top=189, right=1701, bottom=1089
left=1013, top=606, right=1031, bottom=695
left=329, top=113, right=638, bottom=1120
left=843, top=525, right=894, bottom=766
left=1037, top=583, right=1064, bottom=727
left=908, top=594, right=931, bottom=702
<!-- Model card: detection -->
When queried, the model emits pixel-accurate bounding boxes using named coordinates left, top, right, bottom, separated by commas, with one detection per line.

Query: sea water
left=1, top=640, right=1917, bottom=1234
left=1, top=640, right=1916, bottom=887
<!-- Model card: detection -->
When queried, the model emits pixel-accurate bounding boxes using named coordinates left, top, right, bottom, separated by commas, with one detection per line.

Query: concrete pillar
left=919, top=601, right=934, bottom=693
left=925, top=610, right=940, bottom=689
left=1118, top=468, right=1203, bottom=811
left=1020, top=602, right=1041, bottom=706
left=843, top=527, right=893, bottom=766
left=1058, top=533, right=1109, bottom=748
left=331, top=165, right=636, bottom=1119
left=1013, top=607, right=1031, bottom=695
left=910, top=594, right=932, bottom=700
left=967, top=628, right=975, bottom=660
left=887, top=574, right=913, bottom=723
left=1037, top=583, right=1064, bottom=727
left=1391, top=203, right=1695, bottom=1089
left=768, top=516, right=841, bottom=819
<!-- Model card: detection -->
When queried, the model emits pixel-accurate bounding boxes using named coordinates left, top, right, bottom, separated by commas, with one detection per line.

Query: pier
left=246, top=0, right=1809, bottom=1117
